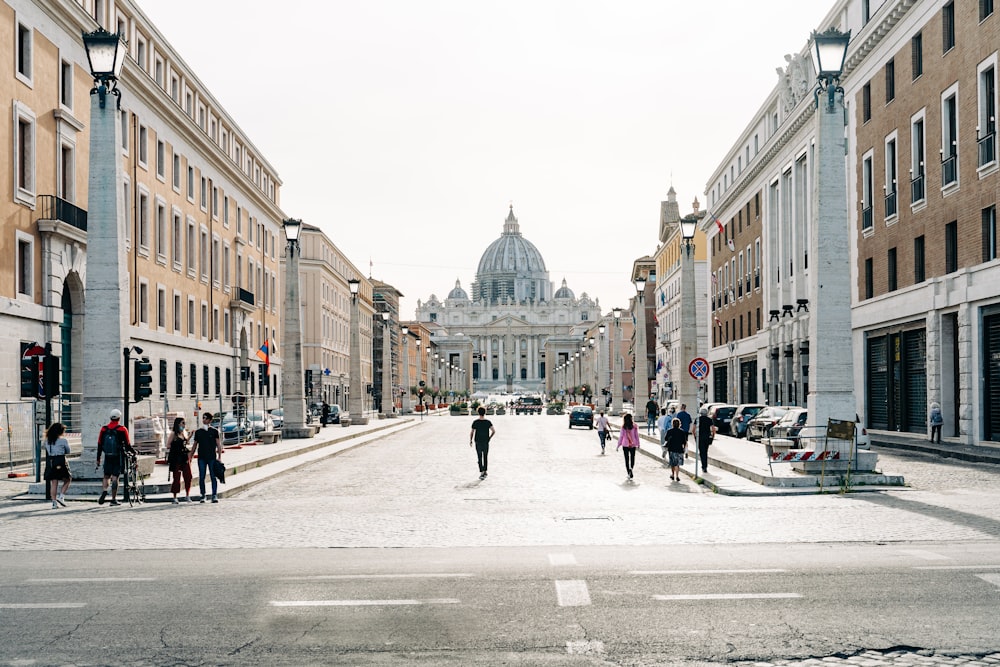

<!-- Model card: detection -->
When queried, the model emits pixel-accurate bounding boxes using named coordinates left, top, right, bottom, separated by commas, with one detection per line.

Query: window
left=984, top=205, right=997, bottom=261
left=138, top=125, right=148, bottom=166
left=862, top=0, right=871, bottom=23
left=154, top=58, right=163, bottom=86
left=173, top=293, right=181, bottom=332
left=120, top=110, right=128, bottom=150
left=887, top=248, right=897, bottom=292
left=864, top=258, right=874, bottom=299
left=943, top=2, right=955, bottom=52
left=14, top=104, right=36, bottom=204
left=170, top=75, right=179, bottom=102
left=189, top=363, right=196, bottom=395
left=187, top=166, right=194, bottom=200
left=862, top=82, right=872, bottom=122
left=186, top=220, right=196, bottom=275
left=911, top=115, right=926, bottom=203
left=60, top=59, right=73, bottom=108
left=59, top=143, right=74, bottom=201
left=200, top=229, right=208, bottom=280
left=157, top=287, right=166, bottom=328
left=911, top=32, right=923, bottom=79
left=942, top=89, right=959, bottom=186
left=16, top=22, right=32, bottom=81
left=212, top=236, right=220, bottom=285
left=156, top=140, right=165, bottom=178
left=862, top=153, right=874, bottom=230
left=155, top=203, right=166, bottom=259
left=138, top=191, right=150, bottom=251
left=172, top=211, right=182, bottom=268
left=200, top=176, right=207, bottom=210
left=885, top=136, right=898, bottom=218
left=885, top=59, right=895, bottom=103
left=979, top=64, right=997, bottom=167
left=945, top=221, right=958, bottom=273
left=138, top=281, right=149, bottom=325
left=914, top=235, right=926, bottom=283
left=200, top=303, right=208, bottom=338
left=983, top=0, right=995, bottom=21
left=17, top=235, right=32, bottom=297
left=187, top=299, right=195, bottom=336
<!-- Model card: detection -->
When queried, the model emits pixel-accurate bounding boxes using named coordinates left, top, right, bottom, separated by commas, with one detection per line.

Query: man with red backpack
left=95, top=409, right=134, bottom=506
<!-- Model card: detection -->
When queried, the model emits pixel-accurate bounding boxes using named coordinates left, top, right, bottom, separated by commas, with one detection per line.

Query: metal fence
left=2, top=401, right=39, bottom=472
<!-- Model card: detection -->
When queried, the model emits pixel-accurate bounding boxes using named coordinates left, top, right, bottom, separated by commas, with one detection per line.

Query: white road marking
left=566, top=640, right=605, bottom=654
left=653, top=593, right=801, bottom=601
left=270, top=599, right=460, bottom=607
left=26, top=577, right=155, bottom=583
left=555, top=580, right=591, bottom=607
left=897, top=549, right=952, bottom=561
left=630, top=569, right=787, bottom=575
left=0, top=603, right=86, bottom=609
left=913, top=565, right=1000, bottom=570
left=548, top=553, right=578, bottom=566
left=977, top=573, right=1000, bottom=587
left=278, top=573, right=474, bottom=581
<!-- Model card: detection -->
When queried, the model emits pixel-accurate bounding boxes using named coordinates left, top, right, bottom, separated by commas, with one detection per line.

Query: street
left=1, top=414, right=999, bottom=665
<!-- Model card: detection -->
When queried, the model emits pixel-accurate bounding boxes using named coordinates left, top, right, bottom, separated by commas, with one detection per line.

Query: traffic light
left=304, top=369, right=314, bottom=397
left=20, top=356, right=39, bottom=398
left=133, top=356, right=153, bottom=402
left=43, top=354, right=61, bottom=398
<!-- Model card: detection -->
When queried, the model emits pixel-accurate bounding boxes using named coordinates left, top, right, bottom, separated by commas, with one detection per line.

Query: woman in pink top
left=617, top=413, right=640, bottom=481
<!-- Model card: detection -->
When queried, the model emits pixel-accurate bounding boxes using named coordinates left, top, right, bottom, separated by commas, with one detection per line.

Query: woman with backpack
left=167, top=417, right=193, bottom=504
left=44, top=422, right=71, bottom=508
left=616, top=412, right=640, bottom=481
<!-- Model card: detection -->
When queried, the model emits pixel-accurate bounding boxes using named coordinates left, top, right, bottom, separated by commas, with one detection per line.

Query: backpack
left=102, top=427, right=120, bottom=457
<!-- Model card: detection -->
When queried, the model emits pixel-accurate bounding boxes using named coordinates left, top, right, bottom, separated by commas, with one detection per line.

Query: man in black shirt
left=469, top=407, right=496, bottom=481
left=193, top=412, right=223, bottom=503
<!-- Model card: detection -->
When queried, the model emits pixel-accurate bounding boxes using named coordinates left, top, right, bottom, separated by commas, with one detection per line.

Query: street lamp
left=78, top=28, right=130, bottom=477
left=278, top=218, right=311, bottom=437
left=808, top=26, right=856, bottom=454
left=379, top=311, right=392, bottom=418
left=401, top=325, right=411, bottom=414
left=678, top=214, right=698, bottom=419
left=612, top=307, right=623, bottom=416
left=598, top=323, right=607, bottom=403
left=348, top=277, right=367, bottom=424
left=633, top=275, right=649, bottom=417
left=589, top=337, right=597, bottom=402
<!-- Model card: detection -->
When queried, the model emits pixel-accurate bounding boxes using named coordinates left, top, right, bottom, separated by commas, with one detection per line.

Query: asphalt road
left=2, top=414, right=999, bottom=666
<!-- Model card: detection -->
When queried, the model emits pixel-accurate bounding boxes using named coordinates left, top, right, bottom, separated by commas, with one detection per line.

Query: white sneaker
left=172, top=498, right=179, bottom=505
left=56, top=494, right=67, bottom=507
left=51, top=501, right=58, bottom=509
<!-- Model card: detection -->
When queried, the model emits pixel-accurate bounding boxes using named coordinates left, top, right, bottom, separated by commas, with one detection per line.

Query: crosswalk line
left=270, top=599, right=460, bottom=607
left=630, top=569, right=786, bottom=575
left=555, top=580, right=591, bottom=606
left=653, top=593, right=801, bottom=600
left=0, top=603, right=87, bottom=609
left=976, top=573, right=1000, bottom=587
left=26, top=577, right=156, bottom=583
left=548, top=553, right=578, bottom=566
left=278, top=573, right=473, bottom=581
left=897, top=549, right=951, bottom=561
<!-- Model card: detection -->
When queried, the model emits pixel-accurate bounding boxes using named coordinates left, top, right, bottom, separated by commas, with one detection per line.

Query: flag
left=656, top=359, right=664, bottom=373
left=715, top=219, right=724, bottom=235
left=256, top=340, right=270, bottom=374
left=727, top=238, right=736, bottom=252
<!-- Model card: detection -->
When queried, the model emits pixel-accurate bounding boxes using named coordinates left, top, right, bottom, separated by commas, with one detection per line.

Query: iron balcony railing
left=979, top=132, right=996, bottom=167
left=37, top=195, right=87, bottom=231
left=862, top=205, right=873, bottom=231
left=941, top=153, right=958, bottom=186
left=910, top=173, right=925, bottom=203
left=884, top=190, right=897, bottom=218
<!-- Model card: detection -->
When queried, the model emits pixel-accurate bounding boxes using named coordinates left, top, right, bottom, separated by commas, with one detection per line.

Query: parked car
left=769, top=408, right=809, bottom=444
left=568, top=405, right=594, bottom=429
left=220, top=412, right=251, bottom=445
left=707, top=404, right=738, bottom=435
left=325, top=404, right=341, bottom=425
left=731, top=403, right=766, bottom=438
left=247, top=411, right=274, bottom=435
left=268, top=407, right=284, bottom=429
left=746, top=406, right=793, bottom=441
left=795, top=413, right=872, bottom=449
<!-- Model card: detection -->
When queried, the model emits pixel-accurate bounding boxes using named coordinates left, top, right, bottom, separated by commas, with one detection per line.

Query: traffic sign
left=688, top=358, right=709, bottom=380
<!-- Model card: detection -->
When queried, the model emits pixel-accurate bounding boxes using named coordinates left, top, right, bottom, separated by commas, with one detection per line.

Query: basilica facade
left=414, top=207, right=600, bottom=395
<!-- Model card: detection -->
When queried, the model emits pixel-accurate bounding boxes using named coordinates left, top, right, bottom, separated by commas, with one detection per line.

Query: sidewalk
left=1, top=416, right=424, bottom=503
left=868, top=430, right=1000, bottom=464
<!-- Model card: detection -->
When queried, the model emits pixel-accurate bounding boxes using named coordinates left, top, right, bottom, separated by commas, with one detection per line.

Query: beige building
left=5, top=0, right=284, bottom=423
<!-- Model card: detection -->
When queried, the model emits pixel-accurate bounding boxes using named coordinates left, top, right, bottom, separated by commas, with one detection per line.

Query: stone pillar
left=634, top=294, right=648, bottom=413
left=957, top=303, right=973, bottom=444
left=74, top=91, right=127, bottom=478
left=348, top=291, right=367, bottom=424
left=380, top=318, right=392, bottom=417
left=401, top=334, right=410, bottom=414
left=679, top=242, right=698, bottom=423
left=279, top=232, right=313, bottom=439
left=612, top=320, right=623, bottom=416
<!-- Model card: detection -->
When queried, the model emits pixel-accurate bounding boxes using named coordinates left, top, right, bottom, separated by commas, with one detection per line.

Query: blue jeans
left=198, top=457, right=218, bottom=498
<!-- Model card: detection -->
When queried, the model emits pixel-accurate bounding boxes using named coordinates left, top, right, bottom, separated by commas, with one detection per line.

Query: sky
left=139, top=1, right=831, bottom=319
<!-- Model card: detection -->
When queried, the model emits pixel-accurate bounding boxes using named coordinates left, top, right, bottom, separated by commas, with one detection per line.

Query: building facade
left=5, top=0, right=284, bottom=427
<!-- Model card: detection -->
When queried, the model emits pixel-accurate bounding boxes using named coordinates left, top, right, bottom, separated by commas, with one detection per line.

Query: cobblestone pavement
left=2, top=416, right=1000, bottom=551
left=723, top=649, right=1000, bottom=667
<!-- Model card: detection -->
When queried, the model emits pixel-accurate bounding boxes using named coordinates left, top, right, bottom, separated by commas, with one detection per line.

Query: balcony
left=941, top=153, right=957, bottom=187
left=884, top=190, right=897, bottom=218
left=862, top=205, right=873, bottom=231
left=910, top=173, right=925, bottom=204
left=979, top=132, right=996, bottom=168
left=230, top=287, right=255, bottom=313
left=37, top=195, right=87, bottom=231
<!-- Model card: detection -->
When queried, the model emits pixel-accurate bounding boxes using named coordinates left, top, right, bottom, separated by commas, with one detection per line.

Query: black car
left=746, top=406, right=793, bottom=442
left=707, top=404, right=737, bottom=435
left=769, top=408, right=809, bottom=444
left=568, top=406, right=594, bottom=429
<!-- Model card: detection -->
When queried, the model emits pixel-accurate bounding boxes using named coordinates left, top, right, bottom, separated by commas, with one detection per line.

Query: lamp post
left=633, top=275, right=649, bottom=415
left=598, top=323, right=607, bottom=404
left=380, top=311, right=392, bottom=418
left=348, top=278, right=367, bottom=424
left=678, top=214, right=699, bottom=419
left=612, top=308, right=623, bottom=416
left=278, top=218, right=312, bottom=437
left=78, top=29, right=129, bottom=476
left=809, top=27, right=856, bottom=453
left=402, top=326, right=411, bottom=414
left=589, top=337, right=596, bottom=403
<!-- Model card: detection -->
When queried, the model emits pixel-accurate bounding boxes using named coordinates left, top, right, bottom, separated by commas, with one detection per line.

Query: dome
left=473, top=206, right=551, bottom=303
left=447, top=279, right=468, bottom=300
left=553, top=278, right=575, bottom=300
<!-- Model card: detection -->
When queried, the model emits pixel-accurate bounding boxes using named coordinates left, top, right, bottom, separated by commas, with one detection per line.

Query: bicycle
left=122, top=450, right=145, bottom=506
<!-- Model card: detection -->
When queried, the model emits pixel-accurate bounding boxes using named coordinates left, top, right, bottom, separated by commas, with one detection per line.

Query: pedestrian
left=645, top=398, right=658, bottom=435
left=664, top=417, right=688, bottom=482
left=321, top=401, right=330, bottom=427
left=96, top=409, right=134, bottom=506
left=166, top=417, right=193, bottom=504
left=617, top=412, right=640, bottom=481
left=929, top=402, right=943, bottom=443
left=595, top=410, right=611, bottom=454
left=44, top=422, right=72, bottom=508
left=695, top=407, right=716, bottom=473
left=469, top=406, right=495, bottom=480
left=676, top=403, right=693, bottom=435
left=193, top=411, right=223, bottom=503
left=657, top=408, right=671, bottom=461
